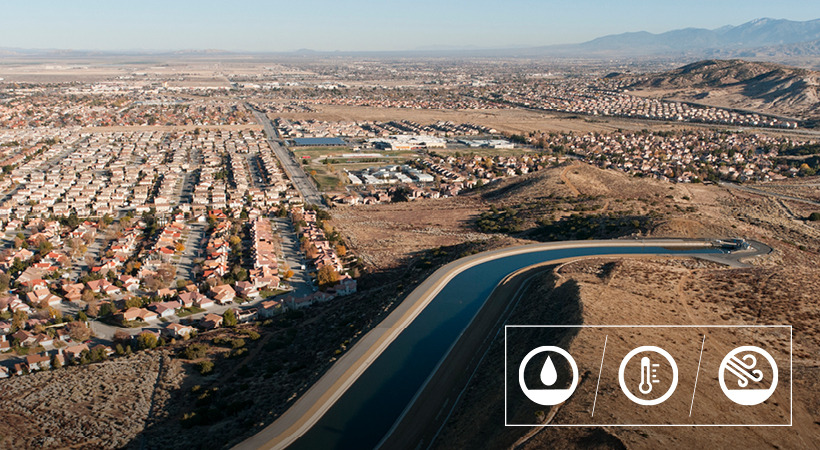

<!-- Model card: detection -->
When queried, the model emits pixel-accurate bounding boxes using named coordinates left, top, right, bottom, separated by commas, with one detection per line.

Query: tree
left=222, top=309, right=238, bottom=328
left=99, top=302, right=117, bottom=317
left=125, top=297, right=143, bottom=309
left=0, top=272, right=10, bottom=292
left=137, top=332, right=158, bottom=350
left=11, top=310, right=27, bottom=331
left=67, top=321, right=92, bottom=342
left=305, top=243, right=319, bottom=260
left=809, top=212, right=820, bottom=221
left=65, top=212, right=80, bottom=229
left=157, top=263, right=177, bottom=285
left=86, top=300, right=99, bottom=317
left=37, top=240, right=53, bottom=255
left=317, top=266, right=340, bottom=289
left=334, top=244, right=347, bottom=257
left=113, top=329, right=131, bottom=344
left=81, top=288, right=96, bottom=303
left=232, top=267, right=248, bottom=282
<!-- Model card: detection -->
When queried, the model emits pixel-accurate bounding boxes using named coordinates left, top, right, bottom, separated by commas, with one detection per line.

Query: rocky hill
left=622, top=59, right=820, bottom=121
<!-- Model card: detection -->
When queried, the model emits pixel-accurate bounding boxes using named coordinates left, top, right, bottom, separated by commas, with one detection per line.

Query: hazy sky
left=2, top=0, right=820, bottom=52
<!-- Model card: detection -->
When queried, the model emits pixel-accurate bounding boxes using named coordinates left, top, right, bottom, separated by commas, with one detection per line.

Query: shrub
left=197, top=360, right=214, bottom=375
left=183, top=343, right=209, bottom=360
left=137, top=332, right=158, bottom=350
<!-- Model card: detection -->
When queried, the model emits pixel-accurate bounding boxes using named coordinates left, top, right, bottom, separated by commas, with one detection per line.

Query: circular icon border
left=518, top=346, right=579, bottom=406
left=618, top=345, right=679, bottom=406
left=718, top=345, right=778, bottom=406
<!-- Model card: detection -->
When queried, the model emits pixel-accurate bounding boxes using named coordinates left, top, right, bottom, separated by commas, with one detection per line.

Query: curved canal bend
left=236, top=240, right=730, bottom=450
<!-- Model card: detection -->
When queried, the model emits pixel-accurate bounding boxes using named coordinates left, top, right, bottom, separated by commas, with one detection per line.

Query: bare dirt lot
left=264, top=103, right=726, bottom=135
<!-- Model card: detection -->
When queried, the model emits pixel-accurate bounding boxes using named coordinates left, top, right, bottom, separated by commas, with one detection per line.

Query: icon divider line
left=592, top=335, right=608, bottom=417
left=690, top=334, right=706, bottom=417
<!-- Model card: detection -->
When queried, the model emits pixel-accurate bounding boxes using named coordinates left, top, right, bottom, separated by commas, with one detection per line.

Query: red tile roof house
left=258, top=299, right=284, bottom=318
left=200, top=313, right=223, bottom=330
left=210, top=284, right=236, bottom=305
left=87, top=279, right=119, bottom=295
left=27, top=290, right=63, bottom=307
left=0, top=321, right=11, bottom=335
left=148, top=301, right=180, bottom=319
left=22, top=278, right=49, bottom=291
left=12, top=330, right=36, bottom=347
left=9, top=298, right=33, bottom=314
left=157, top=246, right=175, bottom=262
left=118, top=275, right=140, bottom=292
left=25, top=353, right=51, bottom=371
left=233, top=308, right=258, bottom=323
left=286, top=295, right=315, bottom=310
left=163, top=323, right=194, bottom=339
left=56, top=328, right=71, bottom=342
left=121, top=307, right=159, bottom=323
left=64, top=290, right=82, bottom=303
left=155, top=288, right=176, bottom=299
left=12, top=363, right=26, bottom=376
left=65, top=343, right=90, bottom=361
left=234, top=281, right=260, bottom=299
left=62, top=282, right=84, bottom=295
left=102, top=283, right=122, bottom=296
left=0, top=335, right=11, bottom=353
left=330, top=277, right=358, bottom=297
left=195, top=296, right=215, bottom=309
left=33, top=333, right=53, bottom=348
left=177, top=291, right=206, bottom=309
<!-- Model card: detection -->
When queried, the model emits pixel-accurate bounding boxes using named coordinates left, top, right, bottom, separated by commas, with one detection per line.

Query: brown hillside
left=624, top=59, right=820, bottom=120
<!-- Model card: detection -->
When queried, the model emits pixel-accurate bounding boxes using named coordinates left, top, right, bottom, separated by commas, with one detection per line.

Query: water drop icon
left=541, top=356, right=558, bottom=386
left=519, top=346, right=579, bottom=406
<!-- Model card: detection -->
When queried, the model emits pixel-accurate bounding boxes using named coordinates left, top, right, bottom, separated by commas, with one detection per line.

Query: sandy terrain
left=262, top=103, right=738, bottom=135
left=434, top=253, right=819, bottom=449
left=0, top=351, right=183, bottom=449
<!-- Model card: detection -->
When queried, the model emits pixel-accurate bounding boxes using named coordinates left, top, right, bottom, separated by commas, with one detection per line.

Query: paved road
left=272, top=216, right=314, bottom=297
left=234, top=238, right=752, bottom=450
left=247, top=105, right=325, bottom=207
left=68, top=230, right=105, bottom=281
left=176, top=223, right=206, bottom=282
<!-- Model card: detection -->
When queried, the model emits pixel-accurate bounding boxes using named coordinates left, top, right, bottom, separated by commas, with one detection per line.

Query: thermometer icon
left=639, top=356, right=660, bottom=394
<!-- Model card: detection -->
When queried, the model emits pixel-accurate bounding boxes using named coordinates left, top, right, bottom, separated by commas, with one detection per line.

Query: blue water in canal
left=288, top=246, right=721, bottom=449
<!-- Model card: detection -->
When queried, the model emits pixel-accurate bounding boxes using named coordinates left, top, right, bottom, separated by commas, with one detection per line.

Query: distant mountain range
left=566, top=18, right=820, bottom=57
left=2, top=18, right=820, bottom=62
